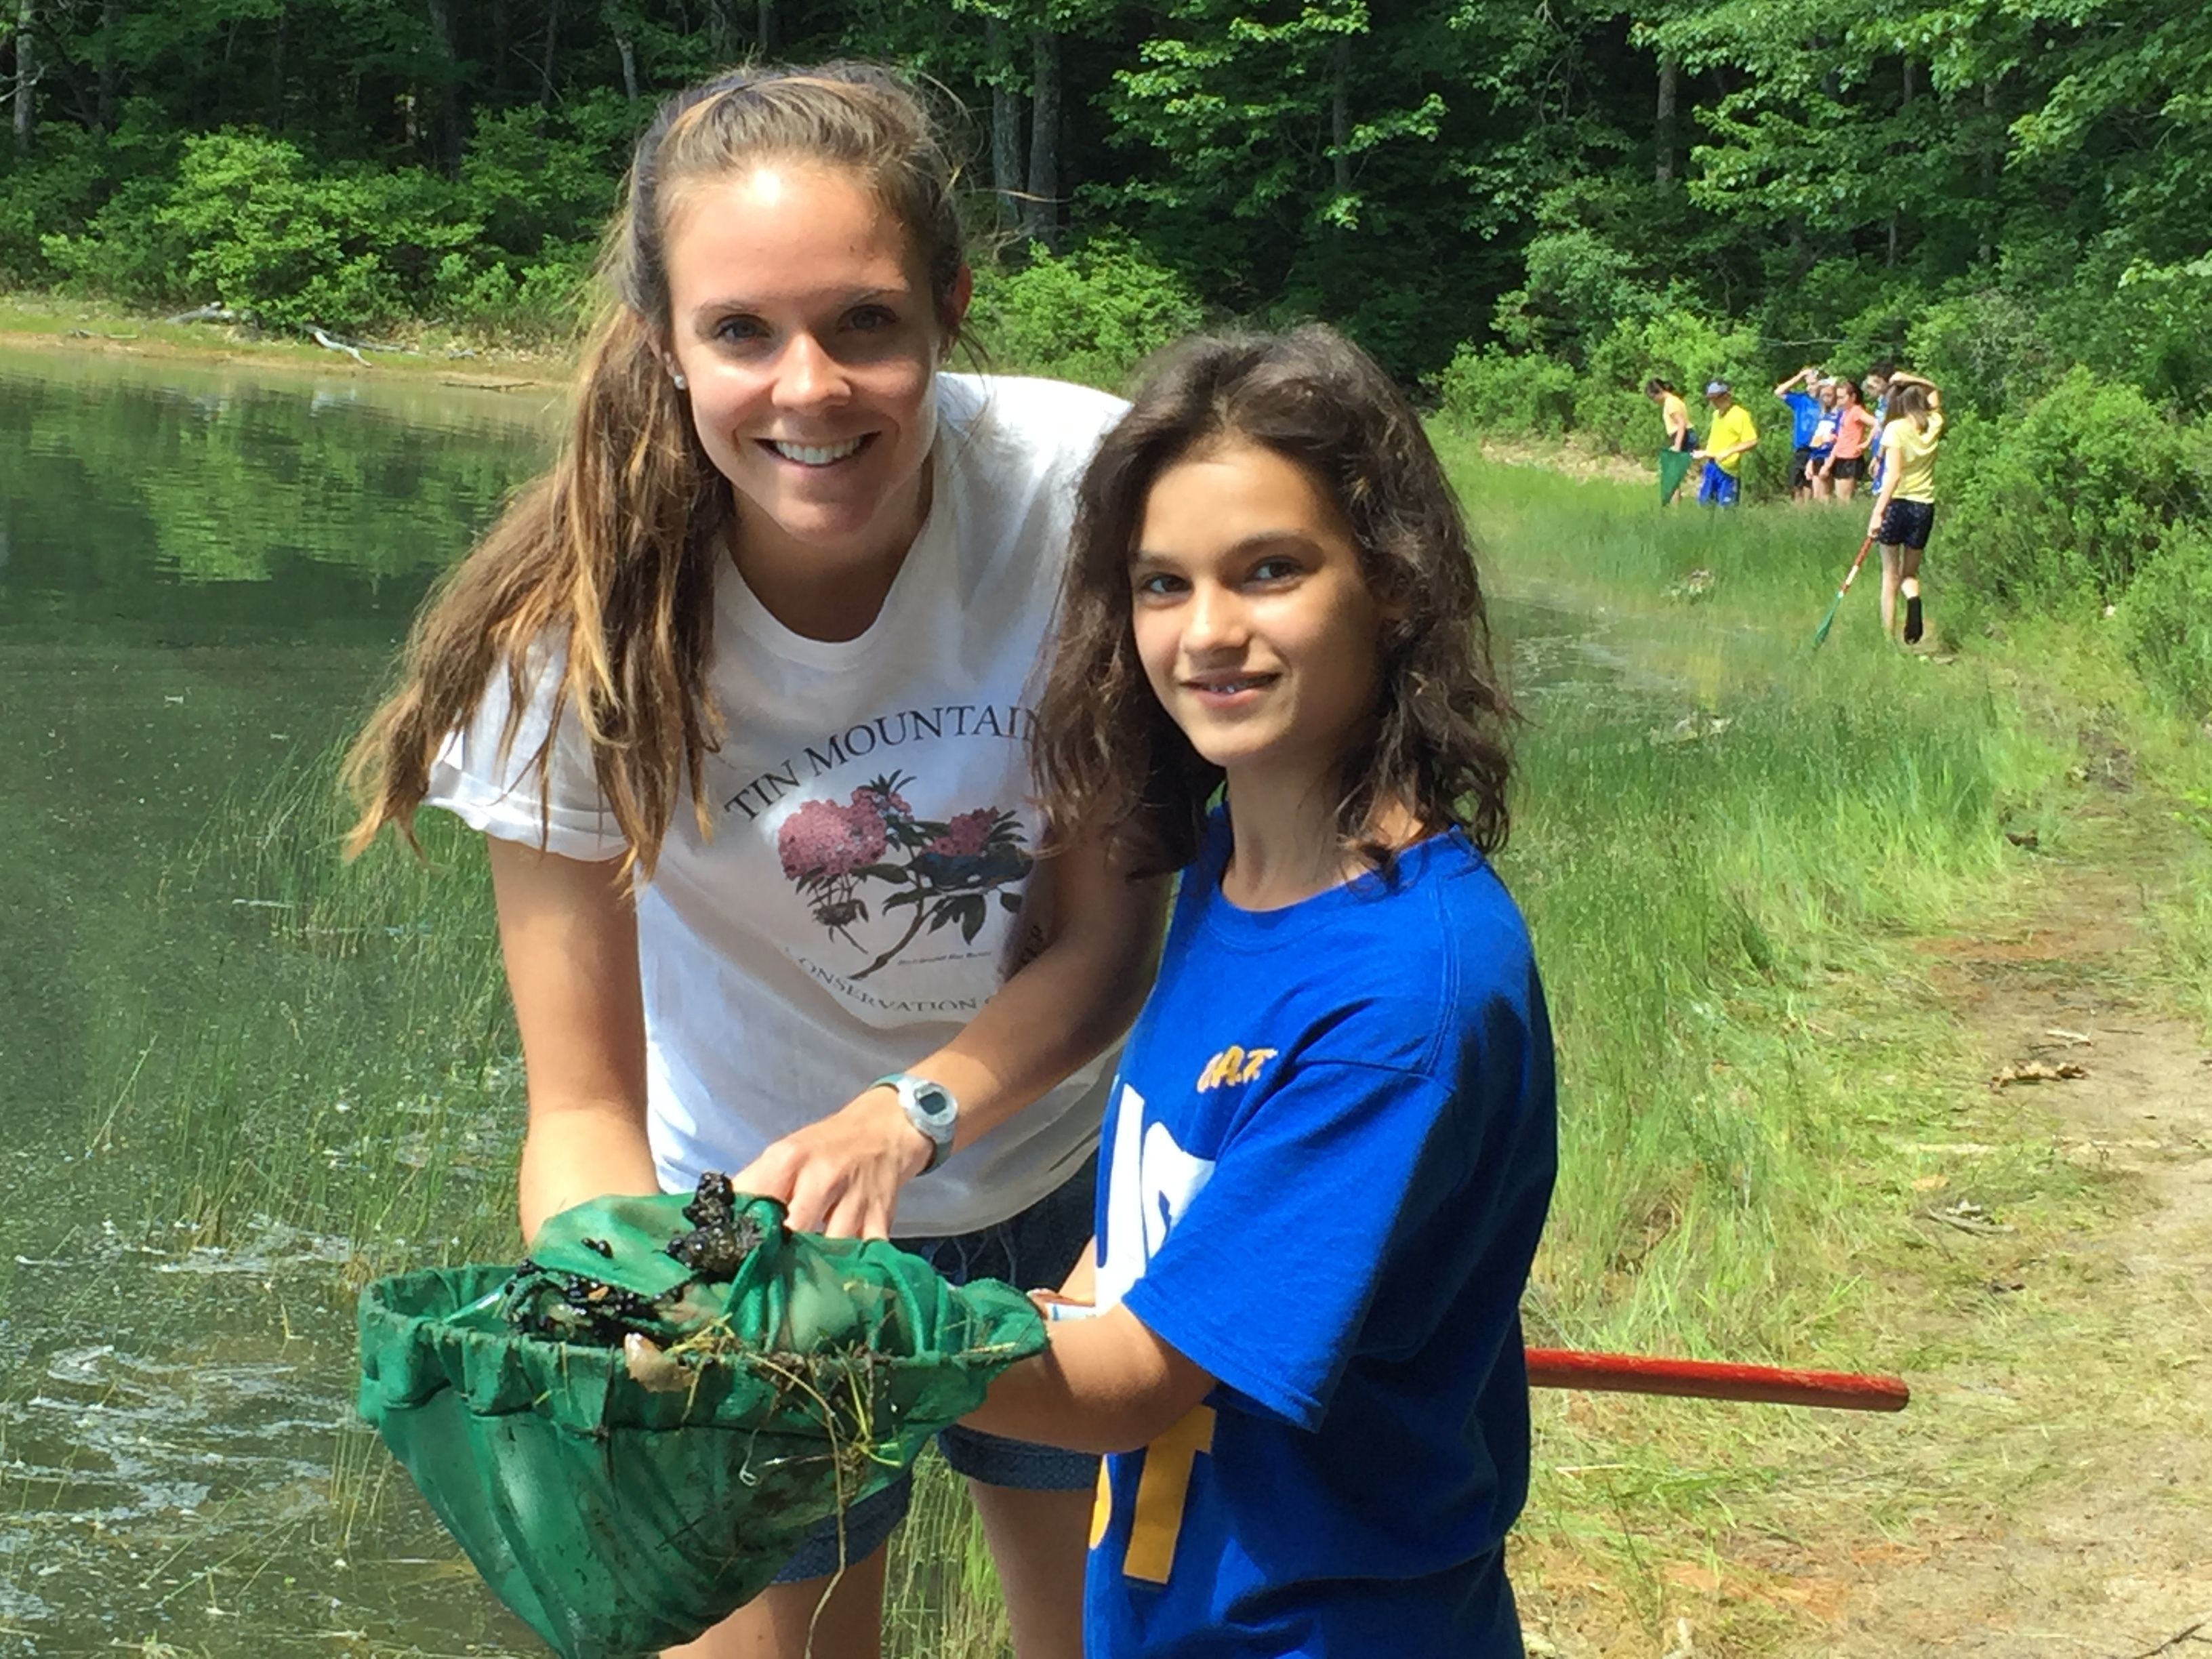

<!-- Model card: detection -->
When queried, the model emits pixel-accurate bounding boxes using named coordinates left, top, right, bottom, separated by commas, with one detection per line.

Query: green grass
left=1444, top=439, right=2212, bottom=1650
left=101, top=757, right=526, bottom=1274
left=89, top=432, right=2212, bottom=1654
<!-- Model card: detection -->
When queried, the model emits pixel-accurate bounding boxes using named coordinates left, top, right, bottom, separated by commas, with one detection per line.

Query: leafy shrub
left=1946, top=367, right=2211, bottom=606
left=966, top=237, right=1205, bottom=390
left=2083, top=258, right=2212, bottom=417
left=1576, top=308, right=1765, bottom=456
left=1432, top=344, right=1579, bottom=438
left=432, top=238, right=598, bottom=339
left=459, top=95, right=630, bottom=260
left=41, top=169, right=188, bottom=306
left=2118, top=529, right=2212, bottom=714
left=1490, top=227, right=1660, bottom=361
left=0, top=127, right=112, bottom=287
left=151, top=131, right=480, bottom=331
left=1906, top=288, right=2064, bottom=418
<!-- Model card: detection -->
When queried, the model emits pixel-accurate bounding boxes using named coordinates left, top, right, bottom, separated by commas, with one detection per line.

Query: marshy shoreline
left=5, top=343, right=2209, bottom=1658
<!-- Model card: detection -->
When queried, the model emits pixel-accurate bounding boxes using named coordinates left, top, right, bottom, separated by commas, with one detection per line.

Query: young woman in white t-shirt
left=346, top=64, right=1162, bottom=1659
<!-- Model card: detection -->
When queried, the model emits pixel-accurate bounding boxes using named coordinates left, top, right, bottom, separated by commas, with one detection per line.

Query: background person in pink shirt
left=1816, top=379, right=1880, bottom=502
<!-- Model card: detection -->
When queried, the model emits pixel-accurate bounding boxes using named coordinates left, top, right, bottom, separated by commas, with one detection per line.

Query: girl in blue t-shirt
left=963, top=325, right=1559, bottom=1658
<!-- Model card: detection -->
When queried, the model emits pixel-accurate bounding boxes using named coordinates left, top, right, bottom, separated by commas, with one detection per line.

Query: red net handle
left=1525, top=1348, right=1909, bottom=1412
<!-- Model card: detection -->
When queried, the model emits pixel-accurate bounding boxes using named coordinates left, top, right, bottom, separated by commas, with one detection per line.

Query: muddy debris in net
left=665, top=1171, right=768, bottom=1281
left=508, top=1263, right=664, bottom=1347
left=503, top=1171, right=769, bottom=1347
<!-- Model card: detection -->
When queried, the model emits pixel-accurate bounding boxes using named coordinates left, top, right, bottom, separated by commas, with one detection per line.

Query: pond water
left=0, top=348, right=1637, bottom=1655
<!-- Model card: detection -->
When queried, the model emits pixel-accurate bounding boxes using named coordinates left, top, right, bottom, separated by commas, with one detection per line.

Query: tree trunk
left=98, top=0, right=123, bottom=132
left=426, top=0, right=463, bottom=172
left=756, top=0, right=775, bottom=57
left=1330, top=36, right=1351, bottom=202
left=701, top=0, right=739, bottom=62
left=1655, top=54, right=1678, bottom=186
left=1887, top=59, right=1915, bottom=268
left=987, top=16, right=1021, bottom=228
left=539, top=0, right=561, bottom=109
left=12, top=0, right=33, bottom=155
left=1024, top=28, right=1060, bottom=248
left=268, top=8, right=286, bottom=131
left=1979, top=78, right=1997, bottom=267
left=491, top=0, right=510, bottom=98
left=605, top=2, right=639, bottom=106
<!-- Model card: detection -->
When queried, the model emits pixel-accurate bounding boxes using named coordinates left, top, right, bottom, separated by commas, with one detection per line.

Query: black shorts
left=1879, top=498, right=1936, bottom=550
left=1827, top=455, right=1865, bottom=482
left=1788, top=446, right=1818, bottom=491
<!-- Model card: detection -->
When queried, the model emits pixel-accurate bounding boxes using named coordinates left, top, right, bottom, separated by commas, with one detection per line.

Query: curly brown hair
left=1031, top=325, right=1516, bottom=878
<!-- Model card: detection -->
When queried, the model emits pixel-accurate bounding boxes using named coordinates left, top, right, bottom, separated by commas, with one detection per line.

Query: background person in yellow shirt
left=1693, top=381, right=1759, bottom=507
left=1866, top=371, right=1944, bottom=643
left=1647, top=377, right=1694, bottom=451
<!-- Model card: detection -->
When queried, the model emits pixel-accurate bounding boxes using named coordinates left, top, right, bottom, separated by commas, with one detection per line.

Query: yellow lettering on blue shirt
left=1115, top=1404, right=1216, bottom=1584
left=1195, top=1046, right=1276, bottom=1091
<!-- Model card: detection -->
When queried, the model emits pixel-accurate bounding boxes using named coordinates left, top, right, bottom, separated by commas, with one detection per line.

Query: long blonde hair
left=344, top=64, right=969, bottom=876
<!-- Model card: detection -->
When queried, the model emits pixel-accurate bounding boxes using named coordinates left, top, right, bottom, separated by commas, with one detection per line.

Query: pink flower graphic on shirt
left=924, top=808, right=998, bottom=859
left=776, top=798, right=888, bottom=881
left=777, top=771, right=1031, bottom=978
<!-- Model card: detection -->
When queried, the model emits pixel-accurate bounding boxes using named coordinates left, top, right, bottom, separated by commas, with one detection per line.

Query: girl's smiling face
left=662, top=161, right=965, bottom=571
left=1130, top=439, right=1386, bottom=792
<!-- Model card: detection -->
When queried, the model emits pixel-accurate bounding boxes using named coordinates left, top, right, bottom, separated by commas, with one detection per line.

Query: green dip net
left=356, top=1178, right=1046, bottom=1658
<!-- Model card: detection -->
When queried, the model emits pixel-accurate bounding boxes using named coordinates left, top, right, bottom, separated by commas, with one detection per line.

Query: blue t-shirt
left=1780, top=390, right=1824, bottom=449
left=1084, top=817, right=1557, bottom=1659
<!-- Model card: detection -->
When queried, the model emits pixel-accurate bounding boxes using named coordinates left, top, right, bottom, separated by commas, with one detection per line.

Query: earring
left=671, top=371, right=688, bottom=391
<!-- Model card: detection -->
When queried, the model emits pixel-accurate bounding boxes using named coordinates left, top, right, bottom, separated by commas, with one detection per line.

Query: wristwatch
left=874, top=1071, right=958, bottom=1173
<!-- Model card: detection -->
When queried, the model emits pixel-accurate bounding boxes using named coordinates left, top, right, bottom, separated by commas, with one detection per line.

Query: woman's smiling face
left=661, top=161, right=963, bottom=569
left=1130, top=439, right=1385, bottom=792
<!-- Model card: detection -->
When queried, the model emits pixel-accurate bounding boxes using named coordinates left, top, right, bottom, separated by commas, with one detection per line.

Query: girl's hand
left=728, top=1085, right=933, bottom=1239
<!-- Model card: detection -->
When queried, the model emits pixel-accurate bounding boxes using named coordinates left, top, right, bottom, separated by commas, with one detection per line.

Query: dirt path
left=1820, top=779, right=2212, bottom=1655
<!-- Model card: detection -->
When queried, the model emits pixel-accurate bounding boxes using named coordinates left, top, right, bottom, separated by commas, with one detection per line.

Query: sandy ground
left=1515, top=731, right=2211, bottom=1659
left=1816, top=778, right=2212, bottom=1657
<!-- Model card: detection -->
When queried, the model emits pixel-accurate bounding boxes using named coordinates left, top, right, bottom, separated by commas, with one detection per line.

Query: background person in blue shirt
left=966, top=325, right=1559, bottom=1658
left=1774, top=365, right=1829, bottom=501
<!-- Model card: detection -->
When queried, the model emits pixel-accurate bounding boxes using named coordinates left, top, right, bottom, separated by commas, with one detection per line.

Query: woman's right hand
left=485, top=836, right=661, bottom=1240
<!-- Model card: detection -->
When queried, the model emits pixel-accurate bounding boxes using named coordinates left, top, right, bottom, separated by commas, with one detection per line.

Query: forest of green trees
left=3, top=1, right=2209, bottom=705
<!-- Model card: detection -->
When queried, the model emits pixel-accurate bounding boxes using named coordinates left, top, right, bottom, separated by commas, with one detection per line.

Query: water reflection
left=1, top=348, right=551, bottom=1655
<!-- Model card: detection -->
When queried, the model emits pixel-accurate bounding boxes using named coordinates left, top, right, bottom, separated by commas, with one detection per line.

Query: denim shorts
left=770, top=1155, right=1100, bottom=1584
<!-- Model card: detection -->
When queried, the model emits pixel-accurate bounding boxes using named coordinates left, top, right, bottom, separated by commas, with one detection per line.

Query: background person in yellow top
left=1646, top=376, right=1694, bottom=451
left=1865, top=371, right=1944, bottom=643
left=1647, top=376, right=1696, bottom=504
left=1692, top=380, right=1759, bottom=507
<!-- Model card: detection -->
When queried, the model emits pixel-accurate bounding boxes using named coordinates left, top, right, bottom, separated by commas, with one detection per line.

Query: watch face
left=912, top=1081, right=956, bottom=1124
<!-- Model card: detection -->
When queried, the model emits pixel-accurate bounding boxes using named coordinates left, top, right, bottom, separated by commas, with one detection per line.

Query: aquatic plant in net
left=355, top=1176, right=1046, bottom=1658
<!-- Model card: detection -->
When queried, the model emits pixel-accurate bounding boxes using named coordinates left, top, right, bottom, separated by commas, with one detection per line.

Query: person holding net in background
left=1865, top=371, right=1945, bottom=645
left=1647, top=376, right=1696, bottom=504
left=345, top=63, right=1166, bottom=1659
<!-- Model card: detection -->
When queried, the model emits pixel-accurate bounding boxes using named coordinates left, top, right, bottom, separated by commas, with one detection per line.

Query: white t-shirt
left=424, top=374, right=1130, bottom=1235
